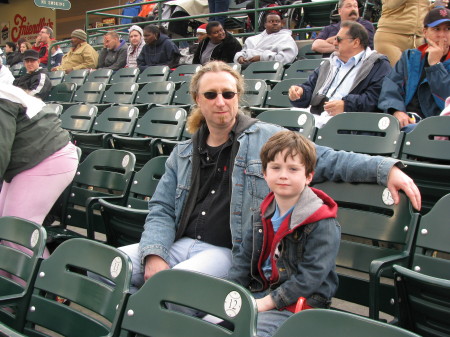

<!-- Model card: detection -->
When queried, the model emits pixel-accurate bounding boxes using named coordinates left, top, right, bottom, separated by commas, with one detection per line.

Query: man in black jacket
left=13, top=50, right=52, bottom=100
left=193, top=21, right=242, bottom=65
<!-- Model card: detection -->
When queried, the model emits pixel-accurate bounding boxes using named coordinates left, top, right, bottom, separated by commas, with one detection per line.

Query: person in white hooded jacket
left=234, top=12, right=298, bottom=67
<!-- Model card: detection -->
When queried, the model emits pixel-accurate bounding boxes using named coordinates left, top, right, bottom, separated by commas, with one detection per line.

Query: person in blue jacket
left=289, top=21, right=391, bottom=118
left=137, top=25, right=181, bottom=71
left=121, top=0, right=143, bottom=26
left=378, top=6, right=450, bottom=131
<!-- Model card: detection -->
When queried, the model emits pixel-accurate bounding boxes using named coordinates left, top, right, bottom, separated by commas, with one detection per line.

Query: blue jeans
left=256, top=309, right=294, bottom=337
left=120, top=237, right=232, bottom=293
left=208, top=0, right=230, bottom=25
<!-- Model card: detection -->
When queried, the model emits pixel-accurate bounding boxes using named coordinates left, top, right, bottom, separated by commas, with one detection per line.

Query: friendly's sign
left=34, top=0, right=71, bottom=10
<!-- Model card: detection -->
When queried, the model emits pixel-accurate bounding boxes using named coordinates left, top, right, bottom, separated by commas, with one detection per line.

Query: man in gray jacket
left=98, top=31, right=128, bottom=71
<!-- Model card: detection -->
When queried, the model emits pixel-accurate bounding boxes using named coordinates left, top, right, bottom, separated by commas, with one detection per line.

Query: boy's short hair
left=260, top=130, right=316, bottom=175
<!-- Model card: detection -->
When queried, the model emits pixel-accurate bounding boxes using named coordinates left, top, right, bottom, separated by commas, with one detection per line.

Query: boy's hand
left=144, top=255, right=169, bottom=281
left=256, top=295, right=276, bottom=312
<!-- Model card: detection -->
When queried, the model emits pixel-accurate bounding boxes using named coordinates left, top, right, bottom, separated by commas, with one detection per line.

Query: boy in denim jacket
left=228, top=131, right=341, bottom=337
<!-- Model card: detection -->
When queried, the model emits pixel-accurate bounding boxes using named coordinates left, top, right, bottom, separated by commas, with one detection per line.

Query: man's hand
left=256, top=295, right=276, bottom=312
left=248, top=55, right=261, bottom=62
left=393, top=111, right=413, bottom=128
left=427, top=39, right=448, bottom=66
left=144, top=255, right=170, bottom=281
left=51, top=67, right=58, bottom=72
left=288, top=85, right=304, bottom=101
left=238, top=56, right=247, bottom=64
left=64, top=68, right=73, bottom=74
left=387, top=165, right=421, bottom=211
left=326, top=36, right=336, bottom=44
left=324, top=100, right=345, bottom=116
left=35, top=35, right=41, bottom=47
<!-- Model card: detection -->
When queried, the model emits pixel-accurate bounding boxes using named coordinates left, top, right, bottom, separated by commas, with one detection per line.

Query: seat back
left=135, top=81, right=176, bottom=106
left=9, top=63, right=24, bottom=78
left=63, top=69, right=89, bottom=87
left=46, top=82, right=77, bottom=103
left=315, top=113, right=402, bottom=156
left=283, top=59, right=324, bottom=80
left=61, top=149, right=136, bottom=235
left=114, top=269, right=257, bottom=337
left=167, top=64, right=201, bottom=83
left=42, top=103, right=63, bottom=116
left=264, top=79, right=303, bottom=109
left=134, top=106, right=187, bottom=139
left=313, top=181, right=418, bottom=319
left=23, top=238, right=132, bottom=337
left=272, top=309, right=420, bottom=337
left=60, top=104, right=98, bottom=133
left=393, top=193, right=450, bottom=336
left=109, top=67, right=139, bottom=84
left=241, top=79, right=268, bottom=108
left=92, top=105, right=139, bottom=135
left=100, top=156, right=168, bottom=247
left=86, top=68, right=113, bottom=84
left=47, top=70, right=65, bottom=86
left=0, top=217, right=46, bottom=330
left=101, top=83, right=139, bottom=105
left=242, top=61, right=284, bottom=82
left=171, top=80, right=194, bottom=106
left=257, top=109, right=316, bottom=140
left=72, top=82, right=106, bottom=104
left=302, top=1, right=338, bottom=27
left=137, top=65, right=170, bottom=83
left=296, top=43, right=323, bottom=60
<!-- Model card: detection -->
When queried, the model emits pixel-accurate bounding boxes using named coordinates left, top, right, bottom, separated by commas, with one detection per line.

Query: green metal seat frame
left=256, top=109, right=316, bottom=140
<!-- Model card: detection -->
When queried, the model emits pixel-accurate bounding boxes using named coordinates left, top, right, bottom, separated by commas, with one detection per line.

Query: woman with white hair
left=127, top=25, right=145, bottom=68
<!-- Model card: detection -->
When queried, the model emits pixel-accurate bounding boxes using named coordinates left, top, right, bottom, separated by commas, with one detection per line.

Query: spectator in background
left=20, top=41, right=33, bottom=54
left=0, top=64, right=14, bottom=85
left=50, top=45, right=64, bottom=68
left=52, top=29, right=98, bottom=74
left=312, top=0, right=374, bottom=58
left=208, top=0, right=229, bottom=26
left=13, top=50, right=52, bottom=100
left=137, top=25, right=181, bottom=71
left=193, top=21, right=242, bottom=65
left=16, top=37, right=26, bottom=52
left=98, top=31, right=128, bottom=71
left=5, top=42, right=22, bottom=67
left=234, top=13, right=298, bottom=67
left=374, top=0, right=430, bottom=66
left=32, top=26, right=53, bottom=66
left=289, top=21, right=391, bottom=123
left=126, top=25, right=145, bottom=68
left=378, top=6, right=450, bottom=131
left=121, top=0, right=143, bottom=26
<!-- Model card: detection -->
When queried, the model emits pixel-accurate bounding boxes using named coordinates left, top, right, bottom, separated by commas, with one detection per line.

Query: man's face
left=24, top=58, right=39, bottom=73
left=129, top=30, right=142, bottom=47
left=38, top=28, right=50, bottom=43
left=143, top=31, right=157, bottom=45
left=424, top=22, right=450, bottom=53
left=338, top=0, right=359, bottom=21
left=104, top=35, right=118, bottom=50
left=333, top=27, right=358, bottom=61
left=71, top=36, right=83, bottom=48
left=195, top=71, right=239, bottom=132
left=208, top=25, right=226, bottom=44
left=5, top=45, right=12, bottom=53
left=265, top=14, right=282, bottom=34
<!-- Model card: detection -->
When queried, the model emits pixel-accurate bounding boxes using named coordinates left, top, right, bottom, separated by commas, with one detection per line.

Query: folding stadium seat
left=42, top=103, right=63, bottom=116
left=71, top=105, right=139, bottom=159
left=296, top=43, right=324, bottom=60
left=95, top=82, right=139, bottom=112
left=45, top=149, right=136, bottom=245
left=393, top=193, right=450, bottom=336
left=18, top=238, right=132, bottom=337
left=314, top=112, right=403, bottom=156
left=61, top=81, right=106, bottom=110
left=241, top=61, right=284, bottom=83
left=86, top=68, right=113, bottom=84
left=312, top=181, right=419, bottom=320
left=256, top=109, right=316, bottom=140
left=137, top=65, right=170, bottom=85
left=134, top=81, right=176, bottom=115
left=63, top=68, right=89, bottom=88
left=0, top=217, right=46, bottom=331
left=108, top=67, right=140, bottom=85
left=272, top=309, right=420, bottom=337
left=45, top=82, right=77, bottom=104
left=47, top=70, right=65, bottom=86
left=397, top=116, right=450, bottom=213
left=59, top=104, right=98, bottom=133
left=99, top=156, right=168, bottom=247
left=251, top=79, right=300, bottom=116
left=9, top=63, right=25, bottom=78
left=283, top=59, right=325, bottom=80
left=109, top=269, right=258, bottom=337
left=167, top=64, right=202, bottom=85
left=111, top=106, right=187, bottom=169
left=167, top=80, right=194, bottom=110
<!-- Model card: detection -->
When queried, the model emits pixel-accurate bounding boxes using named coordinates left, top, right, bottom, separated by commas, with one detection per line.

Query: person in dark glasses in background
left=118, top=61, right=421, bottom=301
left=289, top=21, right=391, bottom=124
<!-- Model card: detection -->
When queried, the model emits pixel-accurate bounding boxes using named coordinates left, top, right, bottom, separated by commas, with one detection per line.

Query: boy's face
left=263, top=150, right=313, bottom=203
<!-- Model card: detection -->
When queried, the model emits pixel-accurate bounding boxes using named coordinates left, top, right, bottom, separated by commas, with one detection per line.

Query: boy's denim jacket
left=138, top=118, right=397, bottom=265
left=228, top=187, right=341, bottom=310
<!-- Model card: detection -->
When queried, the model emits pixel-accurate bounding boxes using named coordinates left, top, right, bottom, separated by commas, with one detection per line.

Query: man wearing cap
left=378, top=5, right=450, bottom=130
left=33, top=26, right=53, bottom=66
left=13, top=49, right=52, bottom=100
left=52, top=29, right=98, bottom=74
left=126, top=25, right=145, bottom=68
left=98, top=31, right=128, bottom=71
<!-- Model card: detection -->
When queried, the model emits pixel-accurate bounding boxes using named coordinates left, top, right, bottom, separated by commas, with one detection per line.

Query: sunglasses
left=202, top=91, right=237, bottom=100
left=336, top=36, right=355, bottom=43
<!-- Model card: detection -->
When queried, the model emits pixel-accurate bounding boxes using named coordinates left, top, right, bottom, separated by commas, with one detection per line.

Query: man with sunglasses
left=312, top=0, right=374, bottom=58
left=289, top=21, right=391, bottom=121
left=117, top=61, right=421, bottom=297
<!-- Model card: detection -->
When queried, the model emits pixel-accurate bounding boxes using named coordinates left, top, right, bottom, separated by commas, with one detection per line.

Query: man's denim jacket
left=138, top=120, right=396, bottom=264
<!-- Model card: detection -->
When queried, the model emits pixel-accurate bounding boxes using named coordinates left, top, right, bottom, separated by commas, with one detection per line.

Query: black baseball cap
left=23, top=49, right=39, bottom=60
left=424, top=6, right=450, bottom=27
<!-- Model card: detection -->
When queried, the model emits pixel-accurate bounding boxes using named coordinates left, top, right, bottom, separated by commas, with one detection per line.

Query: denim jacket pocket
left=245, top=160, right=270, bottom=211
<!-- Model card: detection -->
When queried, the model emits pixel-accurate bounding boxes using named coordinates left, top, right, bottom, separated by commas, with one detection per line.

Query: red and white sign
left=10, top=14, right=54, bottom=42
